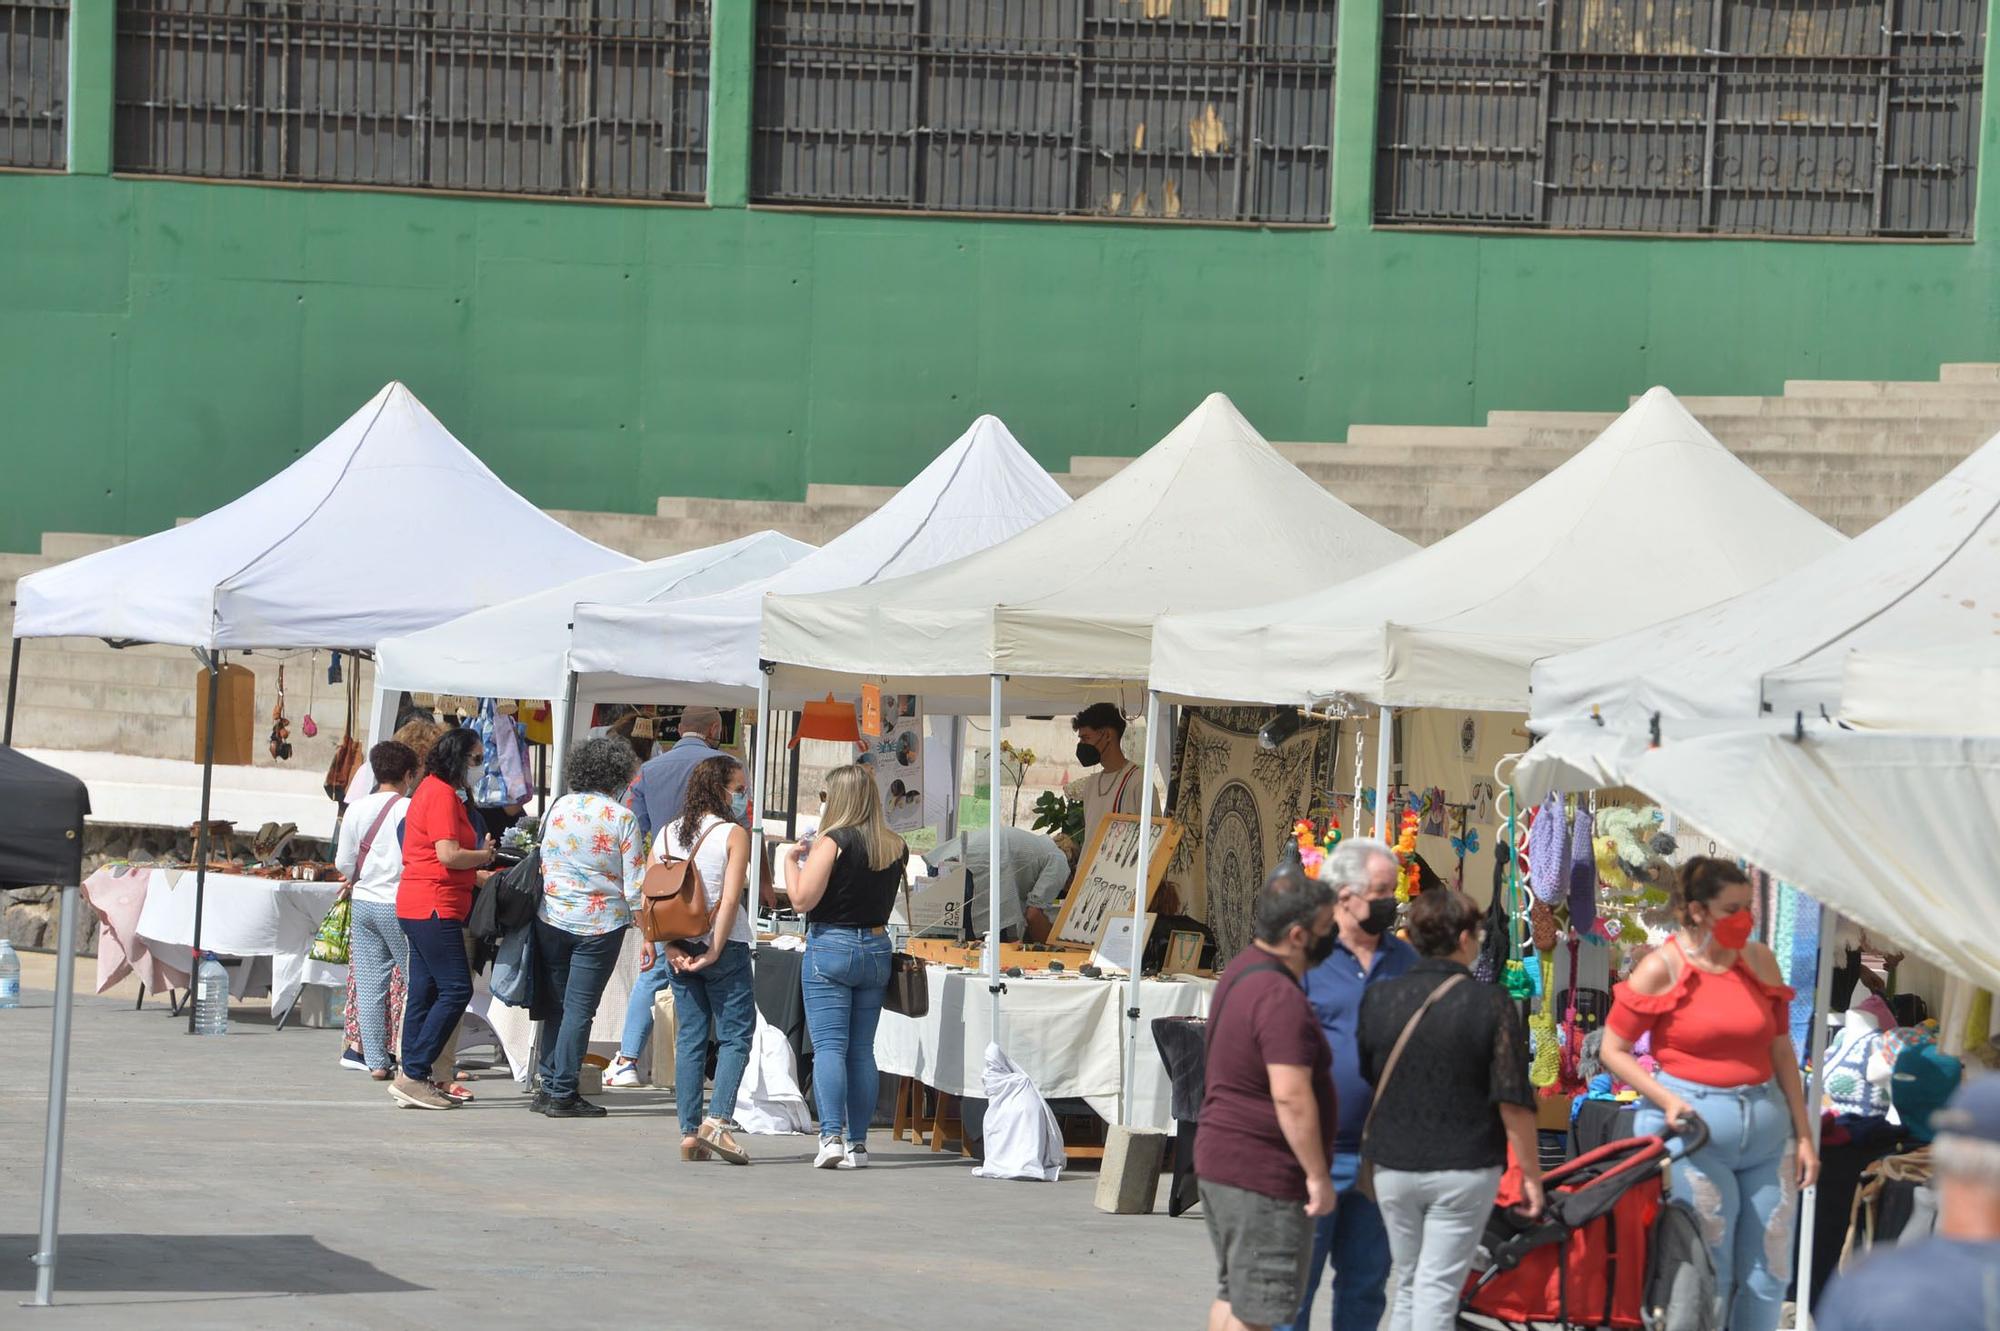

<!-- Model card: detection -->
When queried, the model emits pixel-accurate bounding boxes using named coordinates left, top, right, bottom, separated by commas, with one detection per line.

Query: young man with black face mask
left=1024, top=702, right=1164, bottom=943
left=1278, top=838, right=1415, bottom=1331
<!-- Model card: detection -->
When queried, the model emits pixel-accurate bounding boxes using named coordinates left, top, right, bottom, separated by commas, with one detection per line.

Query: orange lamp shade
left=791, top=695, right=866, bottom=749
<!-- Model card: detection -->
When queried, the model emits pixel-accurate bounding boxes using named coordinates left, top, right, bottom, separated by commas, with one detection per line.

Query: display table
left=81, top=865, right=185, bottom=998
left=876, top=965, right=1214, bottom=1130
left=132, top=867, right=345, bottom=1016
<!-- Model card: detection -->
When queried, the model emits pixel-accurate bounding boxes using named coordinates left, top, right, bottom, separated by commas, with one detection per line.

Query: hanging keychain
left=269, top=665, right=294, bottom=761
left=300, top=650, right=320, bottom=739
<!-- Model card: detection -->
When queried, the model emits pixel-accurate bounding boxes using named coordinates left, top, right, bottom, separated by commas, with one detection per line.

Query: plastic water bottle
left=192, top=954, right=230, bottom=1035
left=0, top=940, right=19, bottom=1009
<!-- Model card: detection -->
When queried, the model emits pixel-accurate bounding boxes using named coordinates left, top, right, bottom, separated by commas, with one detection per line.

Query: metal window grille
left=1, top=0, right=67, bottom=169
left=1377, top=0, right=1986, bottom=238
left=752, top=0, right=1337, bottom=224
left=114, top=0, right=709, bottom=201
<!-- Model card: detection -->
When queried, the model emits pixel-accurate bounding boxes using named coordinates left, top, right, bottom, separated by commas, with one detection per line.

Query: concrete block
left=1939, top=363, right=2000, bottom=383
left=1094, top=1126, right=1169, bottom=1214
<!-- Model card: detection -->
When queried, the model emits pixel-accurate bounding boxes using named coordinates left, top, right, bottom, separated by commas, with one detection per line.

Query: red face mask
left=1710, top=909, right=1754, bottom=951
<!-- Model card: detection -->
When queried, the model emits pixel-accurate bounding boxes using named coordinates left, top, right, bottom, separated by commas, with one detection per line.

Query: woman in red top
left=391, top=726, right=496, bottom=1112
left=1601, top=858, right=1818, bottom=1331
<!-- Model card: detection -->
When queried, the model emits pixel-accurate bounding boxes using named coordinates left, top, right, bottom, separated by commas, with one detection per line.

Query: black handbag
left=884, top=874, right=930, bottom=1018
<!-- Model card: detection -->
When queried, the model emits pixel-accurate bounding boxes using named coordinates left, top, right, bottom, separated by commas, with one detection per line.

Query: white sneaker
left=603, top=1058, right=642, bottom=1090
left=838, top=1146, right=869, bottom=1170
left=814, top=1139, right=847, bottom=1170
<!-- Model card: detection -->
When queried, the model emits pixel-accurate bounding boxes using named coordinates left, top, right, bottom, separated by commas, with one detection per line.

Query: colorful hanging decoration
left=1393, top=809, right=1421, bottom=901
left=1293, top=817, right=1343, bottom=880
left=1527, top=792, right=1569, bottom=904
left=1529, top=955, right=1562, bottom=1088
left=1567, top=802, right=1598, bottom=932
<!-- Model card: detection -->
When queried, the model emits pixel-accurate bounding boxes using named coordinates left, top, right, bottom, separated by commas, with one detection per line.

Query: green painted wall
left=3, top=1, right=1998, bottom=555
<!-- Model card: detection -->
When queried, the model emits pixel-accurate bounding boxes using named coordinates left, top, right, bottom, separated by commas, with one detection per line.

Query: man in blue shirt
left=1280, top=837, right=1416, bottom=1331
left=628, top=705, right=724, bottom=843
left=1815, top=1075, right=2000, bottom=1331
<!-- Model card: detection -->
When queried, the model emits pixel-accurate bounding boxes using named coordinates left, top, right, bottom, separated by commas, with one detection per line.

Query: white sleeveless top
left=656, top=813, right=753, bottom=947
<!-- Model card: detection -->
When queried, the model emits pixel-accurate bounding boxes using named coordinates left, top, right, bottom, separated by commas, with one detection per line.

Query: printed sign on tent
left=866, top=693, right=924, bottom=833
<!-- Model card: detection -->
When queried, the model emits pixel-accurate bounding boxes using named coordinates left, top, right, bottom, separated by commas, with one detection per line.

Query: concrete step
left=804, top=482, right=908, bottom=509
left=1675, top=395, right=2000, bottom=422
left=39, top=531, right=135, bottom=560
left=1783, top=378, right=2000, bottom=399
left=1939, top=363, right=2000, bottom=383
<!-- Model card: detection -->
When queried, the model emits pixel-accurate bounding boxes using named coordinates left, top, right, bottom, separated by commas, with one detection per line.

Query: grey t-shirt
left=932, top=827, right=1071, bottom=937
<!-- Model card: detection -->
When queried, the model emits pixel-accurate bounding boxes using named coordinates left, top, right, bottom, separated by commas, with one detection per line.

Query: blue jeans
left=534, top=919, right=627, bottom=1100
left=1635, top=1071, right=1799, bottom=1331
left=801, top=925, right=892, bottom=1145
left=666, top=940, right=755, bottom=1135
left=398, top=913, right=472, bottom=1083
left=1279, top=1152, right=1393, bottom=1331
left=620, top=944, right=673, bottom=1060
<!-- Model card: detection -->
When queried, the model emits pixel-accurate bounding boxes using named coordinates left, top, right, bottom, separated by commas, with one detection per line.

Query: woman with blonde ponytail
left=783, top=764, right=909, bottom=1170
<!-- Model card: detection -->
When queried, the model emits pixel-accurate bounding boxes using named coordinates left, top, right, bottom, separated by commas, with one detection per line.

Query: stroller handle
left=1667, top=1109, right=1711, bottom=1155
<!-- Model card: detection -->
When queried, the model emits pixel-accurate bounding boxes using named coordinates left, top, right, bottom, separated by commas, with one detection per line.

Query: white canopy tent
left=6, top=379, right=631, bottom=972
left=374, top=530, right=814, bottom=792
left=565, top=413, right=1071, bottom=984
left=1842, top=641, right=2000, bottom=735
left=761, top=391, right=1418, bottom=1121
left=1147, top=387, right=1844, bottom=714
left=1530, top=429, right=1999, bottom=732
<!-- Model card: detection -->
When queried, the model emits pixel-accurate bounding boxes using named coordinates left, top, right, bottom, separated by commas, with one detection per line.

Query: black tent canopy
left=2, top=743, right=90, bottom=1306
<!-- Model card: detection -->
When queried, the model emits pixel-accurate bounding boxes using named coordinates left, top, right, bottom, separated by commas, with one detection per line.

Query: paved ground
left=1, top=956, right=1212, bottom=1329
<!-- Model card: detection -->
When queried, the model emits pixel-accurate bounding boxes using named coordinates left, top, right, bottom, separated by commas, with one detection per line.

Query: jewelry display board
left=1052, top=813, right=1182, bottom=949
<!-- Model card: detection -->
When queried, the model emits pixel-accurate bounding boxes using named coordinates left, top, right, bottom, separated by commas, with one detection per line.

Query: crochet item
left=1567, top=805, right=1597, bottom=932
left=1529, top=958, right=1561, bottom=1087
left=1527, top=793, right=1568, bottom=904
left=1784, top=884, right=1821, bottom=1054
left=1531, top=898, right=1559, bottom=953
left=1504, top=959, right=1535, bottom=1000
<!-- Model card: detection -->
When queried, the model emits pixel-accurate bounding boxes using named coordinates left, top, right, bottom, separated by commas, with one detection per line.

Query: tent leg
left=549, top=673, right=578, bottom=801
left=188, top=655, right=221, bottom=1035
left=3, top=635, right=20, bottom=747
left=986, top=676, right=1006, bottom=1052
left=749, top=667, right=773, bottom=928
left=943, top=715, right=965, bottom=843
left=784, top=717, right=803, bottom=840
left=1373, top=706, right=1396, bottom=839
left=1795, top=899, right=1839, bottom=1330
left=30, top=882, right=81, bottom=1306
left=1121, top=690, right=1161, bottom=1127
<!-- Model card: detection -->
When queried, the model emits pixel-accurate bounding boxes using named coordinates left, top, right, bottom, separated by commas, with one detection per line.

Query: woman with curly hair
left=661, top=753, right=756, bottom=1164
left=339, top=717, right=448, bottom=1075
left=532, top=734, right=648, bottom=1120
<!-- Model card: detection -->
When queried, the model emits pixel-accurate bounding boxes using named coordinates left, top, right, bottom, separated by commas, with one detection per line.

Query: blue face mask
left=729, top=791, right=750, bottom=822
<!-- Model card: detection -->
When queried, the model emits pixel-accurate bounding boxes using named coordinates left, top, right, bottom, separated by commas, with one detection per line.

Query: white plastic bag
left=733, top=1015, right=815, bottom=1136
left=971, top=1042, right=1065, bottom=1182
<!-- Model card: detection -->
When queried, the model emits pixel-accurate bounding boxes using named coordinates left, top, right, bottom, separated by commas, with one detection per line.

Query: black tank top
left=807, top=826, right=908, bottom=927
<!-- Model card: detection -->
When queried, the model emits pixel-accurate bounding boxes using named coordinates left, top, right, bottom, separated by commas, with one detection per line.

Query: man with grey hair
left=1196, top=856, right=1341, bottom=1331
left=1815, top=1074, right=2000, bottom=1329
left=1280, top=837, right=1416, bottom=1331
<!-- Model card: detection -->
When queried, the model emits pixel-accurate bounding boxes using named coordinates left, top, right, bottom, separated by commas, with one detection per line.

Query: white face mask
left=463, top=762, right=487, bottom=790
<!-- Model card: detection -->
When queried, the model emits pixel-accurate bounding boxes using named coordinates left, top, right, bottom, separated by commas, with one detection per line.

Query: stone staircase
left=5, top=364, right=1997, bottom=766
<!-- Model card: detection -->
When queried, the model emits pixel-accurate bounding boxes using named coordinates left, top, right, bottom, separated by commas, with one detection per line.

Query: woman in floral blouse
left=532, top=734, right=648, bottom=1119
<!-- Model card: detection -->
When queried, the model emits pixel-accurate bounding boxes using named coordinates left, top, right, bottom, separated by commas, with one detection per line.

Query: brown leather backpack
left=637, top=821, right=725, bottom=943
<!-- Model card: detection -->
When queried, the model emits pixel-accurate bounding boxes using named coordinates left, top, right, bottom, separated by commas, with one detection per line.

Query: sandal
left=433, top=1080, right=476, bottom=1104
left=680, top=1134, right=710, bottom=1162
left=369, top=1067, right=393, bottom=1082
left=697, top=1117, right=751, bottom=1166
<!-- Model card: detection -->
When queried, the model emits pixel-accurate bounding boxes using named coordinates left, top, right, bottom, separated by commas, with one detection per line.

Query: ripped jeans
left=1634, top=1071, right=1798, bottom=1331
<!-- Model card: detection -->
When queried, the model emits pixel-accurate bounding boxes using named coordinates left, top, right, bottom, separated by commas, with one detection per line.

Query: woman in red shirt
left=391, top=726, right=496, bottom=1112
left=1601, top=858, right=1818, bottom=1331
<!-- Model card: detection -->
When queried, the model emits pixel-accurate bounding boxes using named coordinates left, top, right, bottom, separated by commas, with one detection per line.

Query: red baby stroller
left=1458, top=1117, right=1716, bottom=1330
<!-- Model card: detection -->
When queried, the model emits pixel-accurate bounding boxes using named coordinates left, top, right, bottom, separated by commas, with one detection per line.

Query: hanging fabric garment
left=1527, top=793, right=1568, bottom=904
left=1566, top=803, right=1597, bottom=932
left=491, top=708, right=533, bottom=806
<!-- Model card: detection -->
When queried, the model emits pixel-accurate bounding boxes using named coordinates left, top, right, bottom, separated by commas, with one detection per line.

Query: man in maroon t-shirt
left=1196, top=856, right=1341, bottom=1331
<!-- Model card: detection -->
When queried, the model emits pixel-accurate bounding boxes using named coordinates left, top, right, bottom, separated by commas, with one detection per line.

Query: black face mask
left=1360, top=896, right=1399, bottom=937
left=1075, top=741, right=1102, bottom=768
left=1306, top=927, right=1338, bottom=967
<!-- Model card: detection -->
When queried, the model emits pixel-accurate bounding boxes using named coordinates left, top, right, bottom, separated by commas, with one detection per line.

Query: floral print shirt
left=538, top=792, right=647, bottom=936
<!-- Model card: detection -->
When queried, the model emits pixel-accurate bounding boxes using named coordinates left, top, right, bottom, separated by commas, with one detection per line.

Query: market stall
left=4, top=382, right=630, bottom=1019
left=761, top=392, right=1417, bottom=1124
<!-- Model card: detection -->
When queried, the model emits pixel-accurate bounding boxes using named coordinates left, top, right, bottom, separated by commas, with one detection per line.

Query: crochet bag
left=308, top=897, right=351, bottom=965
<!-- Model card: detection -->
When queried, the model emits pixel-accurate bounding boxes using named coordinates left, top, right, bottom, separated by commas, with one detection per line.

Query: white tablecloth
left=135, top=869, right=345, bottom=1015
left=876, top=966, right=1214, bottom=1130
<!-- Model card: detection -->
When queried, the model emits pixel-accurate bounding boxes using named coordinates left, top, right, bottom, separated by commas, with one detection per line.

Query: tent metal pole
left=29, top=881, right=81, bottom=1306
left=549, top=671, right=578, bottom=802
left=943, top=715, right=964, bottom=843
left=749, top=666, right=773, bottom=927
left=986, top=676, right=1006, bottom=1051
left=784, top=716, right=803, bottom=840
left=1121, top=689, right=1161, bottom=1127
left=1373, top=706, right=1395, bottom=839
left=3, top=634, right=20, bottom=747
left=188, top=653, right=221, bottom=1034
left=1795, top=899, right=1840, bottom=1330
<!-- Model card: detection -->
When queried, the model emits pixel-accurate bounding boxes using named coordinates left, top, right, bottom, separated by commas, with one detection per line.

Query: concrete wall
left=3, top=0, right=1999, bottom=554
